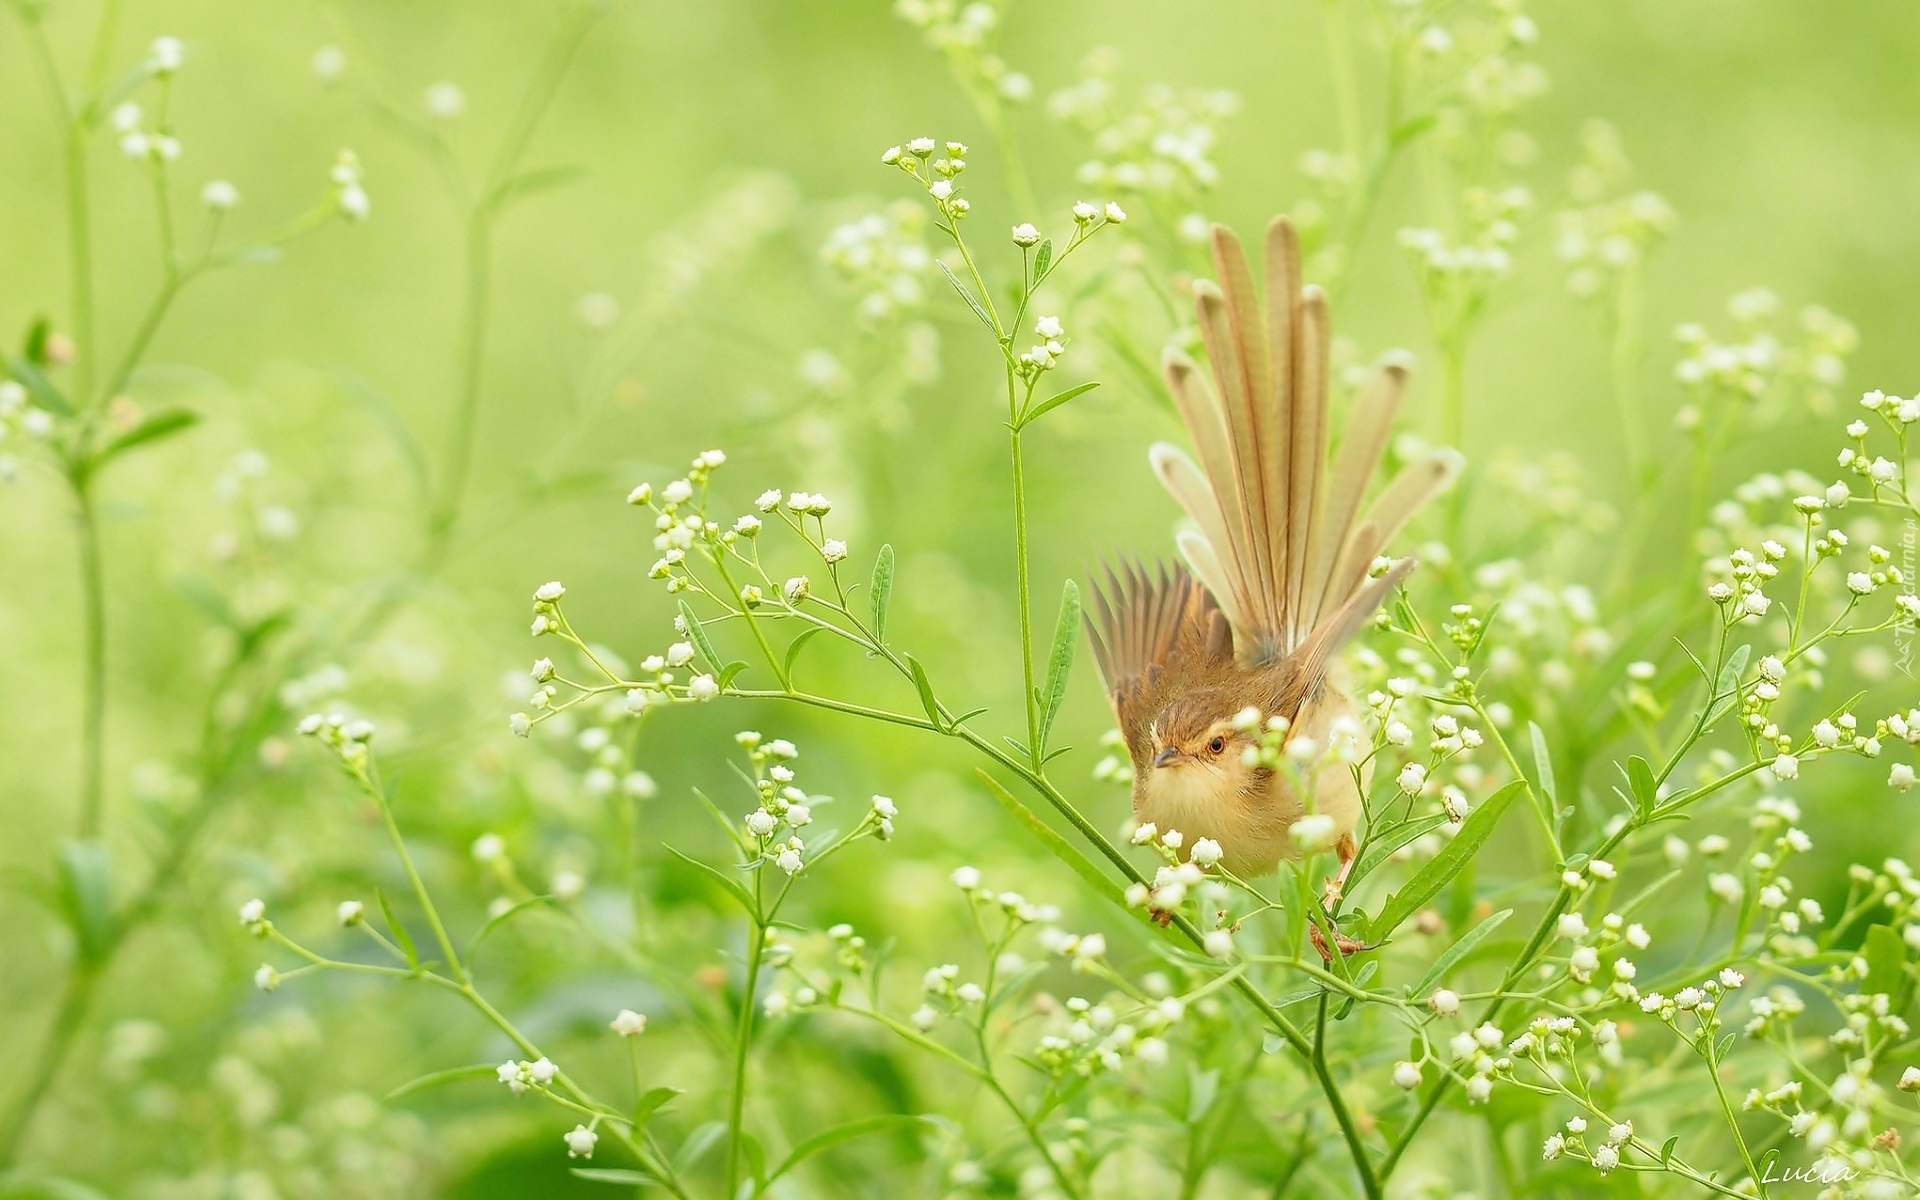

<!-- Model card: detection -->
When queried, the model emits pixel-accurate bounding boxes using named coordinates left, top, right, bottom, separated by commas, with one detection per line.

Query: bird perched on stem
left=1088, top=215, right=1459, bottom=951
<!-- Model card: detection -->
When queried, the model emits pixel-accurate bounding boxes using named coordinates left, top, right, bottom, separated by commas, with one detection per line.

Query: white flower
left=1708, top=872, right=1743, bottom=903
left=911, top=1004, right=938, bottom=1031
left=1397, top=762, right=1428, bottom=793
left=1474, top=1023, right=1503, bottom=1049
left=1592, top=1143, right=1619, bottom=1173
left=336, top=900, right=364, bottom=927
left=238, top=898, right=266, bottom=929
left=1290, top=813, right=1336, bottom=852
left=552, top=870, right=585, bottom=901
left=1558, top=912, right=1589, bottom=941
left=424, top=81, right=466, bottom=119
left=1011, top=222, right=1041, bottom=246
left=496, top=1060, right=522, bottom=1088
left=1385, top=720, right=1412, bottom=746
left=687, top=674, right=719, bottom=701
left=1203, top=929, right=1234, bottom=959
left=564, top=1125, right=598, bottom=1159
left=1104, top=201, right=1128, bottom=223
left=775, top=845, right=803, bottom=874
left=1035, top=314, right=1064, bottom=339
left=534, top=581, right=566, bottom=603
left=1589, top=859, right=1616, bottom=881
left=1607, top=1121, right=1632, bottom=1145
left=951, top=866, right=981, bottom=890
left=1626, top=923, right=1651, bottom=949
left=1891, top=763, right=1916, bottom=791
left=149, top=36, right=185, bottom=74
left=472, top=833, right=505, bottom=862
left=527, top=1057, right=559, bottom=1085
left=253, top=964, right=279, bottom=992
left=1429, top=988, right=1461, bottom=1016
left=1393, top=1061, right=1422, bottom=1089
left=1900, top=1066, right=1920, bottom=1092
left=1569, top=946, right=1600, bottom=980
left=1770, top=752, right=1799, bottom=780
left=1189, top=838, right=1223, bottom=868
left=1812, top=720, right=1842, bottom=748
left=822, top=538, right=848, bottom=563
left=1542, top=1133, right=1565, bottom=1160
left=1465, top=1075, right=1492, bottom=1104
left=611, top=1009, right=647, bottom=1037
left=201, top=179, right=240, bottom=212
left=1566, top=1116, right=1587, bottom=1134
left=1613, top=958, right=1638, bottom=981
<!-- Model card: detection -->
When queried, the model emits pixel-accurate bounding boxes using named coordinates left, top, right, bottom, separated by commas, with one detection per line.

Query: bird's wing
left=1154, top=215, right=1458, bottom=668
left=1086, top=560, right=1231, bottom=761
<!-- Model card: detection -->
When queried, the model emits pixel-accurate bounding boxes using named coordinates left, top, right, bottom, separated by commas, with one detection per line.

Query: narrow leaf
left=905, top=654, right=943, bottom=728
left=1031, top=237, right=1054, bottom=281
left=7, top=355, right=73, bottom=416
left=1409, top=909, right=1512, bottom=999
left=386, top=1063, right=500, bottom=1101
left=488, top=164, right=589, bottom=212
left=570, top=1168, right=661, bottom=1187
left=375, top=886, right=420, bottom=968
left=1036, top=579, right=1080, bottom=750
left=1186, top=1067, right=1220, bottom=1124
left=974, top=771, right=1126, bottom=908
left=1349, top=814, right=1449, bottom=890
left=868, top=544, right=895, bottom=644
left=665, top=845, right=758, bottom=917
left=1364, top=781, right=1525, bottom=942
left=631, top=1085, right=681, bottom=1128
left=936, top=259, right=997, bottom=335
left=782, top=628, right=824, bottom=679
left=95, top=407, right=199, bottom=464
left=674, top=1121, right=728, bottom=1175
left=1528, top=722, right=1556, bottom=808
left=1020, top=380, right=1100, bottom=427
left=677, top=600, right=722, bottom=673
left=768, top=1114, right=939, bottom=1181
left=1626, top=755, right=1657, bottom=819
left=55, top=841, right=112, bottom=966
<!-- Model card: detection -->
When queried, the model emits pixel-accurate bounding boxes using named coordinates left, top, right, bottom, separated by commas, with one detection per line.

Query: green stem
left=723, top=889, right=766, bottom=1197
left=362, top=769, right=467, bottom=983
left=1010, top=427, right=1041, bottom=768
left=0, top=965, right=95, bottom=1166
left=73, top=478, right=106, bottom=839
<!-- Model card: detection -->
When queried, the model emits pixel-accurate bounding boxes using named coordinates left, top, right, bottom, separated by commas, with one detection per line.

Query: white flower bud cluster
left=296, top=711, right=377, bottom=770
left=891, top=4, right=1031, bottom=103
left=1048, top=49, right=1238, bottom=207
left=495, top=1056, right=560, bottom=1096
left=1032, top=990, right=1187, bottom=1079
left=735, top=732, right=809, bottom=873
left=820, top=201, right=933, bottom=327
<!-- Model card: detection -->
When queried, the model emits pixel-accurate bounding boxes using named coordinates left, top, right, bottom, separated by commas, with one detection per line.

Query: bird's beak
left=1153, top=746, right=1183, bottom=768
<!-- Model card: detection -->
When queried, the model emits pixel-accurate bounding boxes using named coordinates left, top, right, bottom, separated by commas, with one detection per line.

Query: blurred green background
left=3, top=0, right=1918, bottom=1195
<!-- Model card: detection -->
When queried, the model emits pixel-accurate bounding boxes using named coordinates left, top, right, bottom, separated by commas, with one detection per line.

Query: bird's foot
left=1151, top=908, right=1174, bottom=929
left=1309, top=920, right=1378, bottom=961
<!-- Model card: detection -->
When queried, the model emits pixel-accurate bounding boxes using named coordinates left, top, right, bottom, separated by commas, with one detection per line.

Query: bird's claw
left=1309, top=921, right=1378, bottom=961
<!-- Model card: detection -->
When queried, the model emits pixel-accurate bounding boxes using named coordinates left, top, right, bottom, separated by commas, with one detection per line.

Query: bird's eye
left=1207, top=736, right=1226, bottom=754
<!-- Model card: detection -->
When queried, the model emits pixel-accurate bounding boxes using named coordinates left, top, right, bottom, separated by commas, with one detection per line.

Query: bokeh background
left=2, top=1, right=1918, bottom=1195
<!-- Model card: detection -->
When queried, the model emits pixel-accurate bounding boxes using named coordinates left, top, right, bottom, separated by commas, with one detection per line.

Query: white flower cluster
left=1048, top=47, right=1238, bottom=210
left=1556, top=121, right=1677, bottom=300
left=296, top=712, right=376, bottom=770
left=893, top=0, right=1031, bottom=103
left=331, top=150, right=370, bottom=222
left=820, top=201, right=934, bottom=327
left=881, top=137, right=976, bottom=222
left=736, top=731, right=809, bottom=874
left=1031, top=991, right=1186, bottom=1078
left=1399, top=185, right=1531, bottom=292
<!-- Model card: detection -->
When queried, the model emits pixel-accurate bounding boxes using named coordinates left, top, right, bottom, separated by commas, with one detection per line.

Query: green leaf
left=782, top=627, right=825, bottom=680
left=905, top=654, right=943, bottom=729
left=1020, top=380, right=1100, bottom=427
left=1409, top=909, right=1512, bottom=999
left=1626, top=755, right=1657, bottom=819
left=488, top=164, right=589, bottom=213
left=1349, top=813, right=1449, bottom=891
left=767, top=1114, right=939, bottom=1181
left=1363, top=781, right=1525, bottom=942
left=1703, top=644, right=1753, bottom=727
left=570, top=1168, right=662, bottom=1187
left=1660, top=1135, right=1679, bottom=1166
left=1186, top=1066, right=1220, bottom=1124
left=54, top=841, right=112, bottom=967
left=868, top=543, right=895, bottom=644
left=1031, top=237, right=1054, bottom=281
left=716, top=660, right=749, bottom=690
left=464, top=896, right=556, bottom=959
left=936, top=260, right=997, bottom=335
left=0, top=1173, right=114, bottom=1200
left=631, top=1085, right=681, bottom=1128
left=7, top=355, right=72, bottom=416
left=674, top=1121, right=728, bottom=1175
left=665, top=845, right=758, bottom=917
left=93, top=407, right=200, bottom=467
left=677, top=600, right=722, bottom=673
left=1528, top=722, right=1556, bottom=808
left=1618, top=869, right=1682, bottom=918
left=385, top=1063, right=501, bottom=1101
left=375, top=886, right=420, bottom=969
left=1864, top=924, right=1905, bottom=1000
left=974, top=771, right=1126, bottom=909
left=1036, top=579, right=1080, bottom=751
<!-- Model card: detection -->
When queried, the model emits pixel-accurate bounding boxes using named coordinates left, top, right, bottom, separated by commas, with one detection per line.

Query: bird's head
left=1148, top=690, right=1257, bottom=775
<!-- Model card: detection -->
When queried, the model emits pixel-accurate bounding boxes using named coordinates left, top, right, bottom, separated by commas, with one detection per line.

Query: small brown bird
left=1088, top=215, right=1458, bottom=922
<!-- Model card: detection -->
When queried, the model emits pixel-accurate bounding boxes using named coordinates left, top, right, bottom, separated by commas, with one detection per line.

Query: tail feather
left=1149, top=213, right=1457, bottom=666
